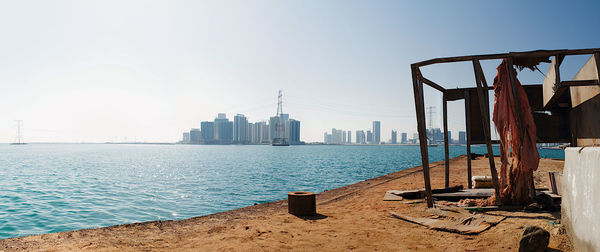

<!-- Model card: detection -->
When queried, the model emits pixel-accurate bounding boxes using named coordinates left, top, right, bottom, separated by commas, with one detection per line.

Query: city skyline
left=2, top=1, right=599, bottom=143
left=182, top=112, right=301, bottom=145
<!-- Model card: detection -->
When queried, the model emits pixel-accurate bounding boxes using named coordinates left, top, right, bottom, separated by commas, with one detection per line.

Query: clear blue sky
left=1, top=0, right=598, bottom=142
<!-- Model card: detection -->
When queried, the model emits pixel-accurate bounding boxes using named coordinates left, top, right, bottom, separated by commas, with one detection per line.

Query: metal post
left=464, top=90, right=472, bottom=189
left=443, top=93, right=450, bottom=188
left=473, top=59, right=501, bottom=198
left=412, top=66, right=434, bottom=208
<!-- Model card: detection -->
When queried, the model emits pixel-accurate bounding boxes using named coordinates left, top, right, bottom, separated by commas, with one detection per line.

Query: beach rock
left=519, top=225, right=550, bottom=252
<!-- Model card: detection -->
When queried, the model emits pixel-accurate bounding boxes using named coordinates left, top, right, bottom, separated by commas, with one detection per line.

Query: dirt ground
left=0, top=155, right=572, bottom=251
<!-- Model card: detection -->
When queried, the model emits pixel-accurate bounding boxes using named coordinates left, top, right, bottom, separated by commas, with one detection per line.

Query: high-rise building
left=324, top=132, right=332, bottom=144
left=342, top=130, right=347, bottom=144
left=373, top=121, right=381, bottom=144
left=448, top=131, right=452, bottom=144
left=214, top=114, right=233, bottom=144
left=247, top=122, right=255, bottom=144
left=189, top=128, right=201, bottom=144
left=347, top=131, right=352, bottom=144
left=459, top=131, right=466, bottom=144
left=391, top=130, right=397, bottom=144
left=367, top=130, right=373, bottom=144
left=182, top=132, right=190, bottom=144
left=401, top=132, right=407, bottom=144
left=331, top=128, right=343, bottom=144
left=356, top=130, right=366, bottom=144
left=233, top=114, right=248, bottom=144
left=258, top=121, right=269, bottom=144
left=288, top=119, right=301, bottom=144
left=201, top=121, right=215, bottom=144
left=269, top=116, right=285, bottom=142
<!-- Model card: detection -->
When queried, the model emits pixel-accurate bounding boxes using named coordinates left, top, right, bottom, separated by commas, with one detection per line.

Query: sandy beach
left=0, top=155, right=572, bottom=251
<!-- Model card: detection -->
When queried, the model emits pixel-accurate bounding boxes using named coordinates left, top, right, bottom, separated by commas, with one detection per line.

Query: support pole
left=594, top=52, right=600, bottom=84
left=472, top=59, right=501, bottom=198
left=464, top=90, right=472, bottom=189
left=443, top=93, right=450, bottom=188
left=506, top=56, right=536, bottom=201
left=412, top=65, right=434, bottom=208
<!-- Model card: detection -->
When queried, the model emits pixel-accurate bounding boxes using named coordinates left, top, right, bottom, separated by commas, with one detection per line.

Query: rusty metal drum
left=287, top=191, right=316, bottom=216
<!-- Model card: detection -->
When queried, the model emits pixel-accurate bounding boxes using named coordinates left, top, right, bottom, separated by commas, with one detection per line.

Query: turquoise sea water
left=0, top=144, right=563, bottom=239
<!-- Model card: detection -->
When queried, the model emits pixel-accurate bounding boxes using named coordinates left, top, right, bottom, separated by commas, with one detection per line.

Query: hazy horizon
left=2, top=1, right=599, bottom=143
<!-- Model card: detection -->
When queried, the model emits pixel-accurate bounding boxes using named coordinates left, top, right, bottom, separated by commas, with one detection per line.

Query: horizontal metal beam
left=418, top=75, right=446, bottom=92
left=412, top=48, right=600, bottom=68
left=561, top=80, right=599, bottom=87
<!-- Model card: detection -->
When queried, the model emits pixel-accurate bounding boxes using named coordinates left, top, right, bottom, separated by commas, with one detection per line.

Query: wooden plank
left=392, top=185, right=464, bottom=199
left=432, top=188, right=494, bottom=200
left=390, top=210, right=506, bottom=235
left=443, top=93, right=450, bottom=188
left=412, top=66, right=434, bottom=208
left=472, top=59, right=501, bottom=198
left=383, top=191, right=404, bottom=201
left=561, top=80, right=599, bottom=86
left=464, top=90, right=472, bottom=189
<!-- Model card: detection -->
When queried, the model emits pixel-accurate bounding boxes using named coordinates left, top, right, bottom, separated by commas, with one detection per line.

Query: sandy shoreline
left=0, top=155, right=572, bottom=251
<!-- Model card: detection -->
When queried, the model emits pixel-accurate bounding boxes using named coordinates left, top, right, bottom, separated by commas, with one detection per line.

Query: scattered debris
left=469, top=153, right=484, bottom=160
left=391, top=185, right=464, bottom=200
left=519, top=225, right=549, bottom=252
left=472, top=176, right=496, bottom=188
left=383, top=190, right=404, bottom=201
left=432, top=188, right=494, bottom=201
left=390, top=207, right=505, bottom=235
left=403, top=199, right=425, bottom=204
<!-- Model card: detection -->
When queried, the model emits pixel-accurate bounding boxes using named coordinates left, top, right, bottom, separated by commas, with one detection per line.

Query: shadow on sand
left=293, top=213, right=328, bottom=220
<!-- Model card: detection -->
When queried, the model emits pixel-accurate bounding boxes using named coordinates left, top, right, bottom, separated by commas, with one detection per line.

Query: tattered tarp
left=493, top=59, right=540, bottom=205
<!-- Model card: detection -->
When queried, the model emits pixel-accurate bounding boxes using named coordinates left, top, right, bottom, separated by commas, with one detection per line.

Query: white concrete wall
left=562, top=147, right=600, bottom=252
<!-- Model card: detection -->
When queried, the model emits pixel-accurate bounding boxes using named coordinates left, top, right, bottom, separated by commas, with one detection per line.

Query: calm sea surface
left=0, top=144, right=563, bottom=239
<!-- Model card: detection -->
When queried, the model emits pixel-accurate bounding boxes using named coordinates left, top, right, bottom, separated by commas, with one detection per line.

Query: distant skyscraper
left=182, top=132, right=190, bottom=144
left=201, top=121, right=215, bottom=144
left=258, top=121, right=269, bottom=144
left=459, top=131, right=466, bottom=144
left=189, top=128, right=201, bottom=144
left=288, top=119, right=301, bottom=144
left=356, top=130, right=366, bottom=144
left=214, top=114, right=233, bottom=144
left=324, top=132, right=333, bottom=144
left=401, top=132, right=407, bottom=144
left=269, top=116, right=283, bottom=142
left=391, top=130, right=397, bottom=144
left=372, top=121, right=381, bottom=144
left=367, top=130, right=373, bottom=144
left=347, top=131, right=351, bottom=144
left=233, top=114, right=249, bottom=144
left=448, top=131, right=452, bottom=144
left=342, top=130, right=347, bottom=144
left=331, top=128, right=343, bottom=144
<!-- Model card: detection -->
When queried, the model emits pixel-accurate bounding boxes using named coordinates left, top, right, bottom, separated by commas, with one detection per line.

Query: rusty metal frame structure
left=411, top=48, right=600, bottom=208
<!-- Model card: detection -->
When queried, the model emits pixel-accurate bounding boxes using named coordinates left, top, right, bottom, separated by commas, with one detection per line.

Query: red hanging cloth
left=492, top=59, right=540, bottom=205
